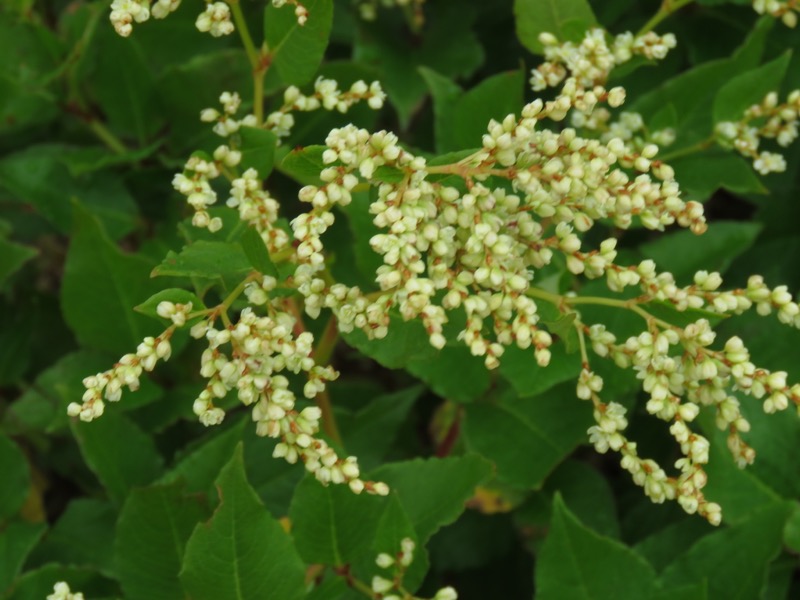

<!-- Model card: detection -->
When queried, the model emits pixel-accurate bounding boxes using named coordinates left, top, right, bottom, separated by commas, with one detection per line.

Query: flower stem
left=87, top=119, right=128, bottom=155
left=313, top=317, right=343, bottom=446
left=637, top=0, right=695, bottom=36
left=659, top=136, right=716, bottom=162
left=228, top=0, right=266, bottom=125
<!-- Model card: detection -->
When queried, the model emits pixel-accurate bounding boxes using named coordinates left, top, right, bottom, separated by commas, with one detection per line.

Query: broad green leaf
left=116, top=484, right=209, bottom=600
left=0, top=145, right=139, bottom=240
left=0, top=235, right=36, bottom=286
left=4, top=351, right=162, bottom=435
left=670, top=152, right=767, bottom=200
left=464, top=383, right=592, bottom=489
left=289, top=476, right=389, bottom=566
left=370, top=454, right=492, bottom=541
left=0, top=521, right=46, bottom=593
left=419, top=67, right=463, bottom=154
left=279, top=145, right=326, bottom=185
left=337, top=386, right=421, bottom=470
left=640, top=221, right=763, bottom=281
left=242, top=427, right=303, bottom=517
left=180, top=445, right=306, bottom=600
left=652, top=583, right=708, bottom=600
left=407, top=345, right=491, bottom=403
left=152, top=241, right=252, bottom=279
left=0, top=434, right=30, bottom=521
left=61, top=202, right=161, bottom=355
left=239, top=227, right=278, bottom=277
left=634, top=518, right=713, bottom=573
left=264, top=0, right=333, bottom=86
left=660, top=502, right=792, bottom=599
left=134, top=289, right=206, bottom=322
left=514, top=0, right=597, bottom=54
left=499, top=343, right=582, bottom=399
left=353, top=0, right=484, bottom=126
left=156, top=50, right=251, bottom=153
left=451, top=70, right=525, bottom=150
left=783, top=504, right=800, bottom=553
left=87, top=26, right=163, bottom=143
left=26, top=499, right=116, bottom=575
left=0, top=297, right=34, bottom=385
left=342, top=313, right=436, bottom=369
left=160, top=418, right=247, bottom=495
left=713, top=51, right=792, bottom=123
left=72, top=411, right=164, bottom=505
left=238, top=126, right=278, bottom=178
left=535, top=495, right=659, bottom=599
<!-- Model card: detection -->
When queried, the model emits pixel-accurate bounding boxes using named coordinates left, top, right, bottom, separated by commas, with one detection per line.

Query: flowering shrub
left=2, top=0, right=800, bottom=598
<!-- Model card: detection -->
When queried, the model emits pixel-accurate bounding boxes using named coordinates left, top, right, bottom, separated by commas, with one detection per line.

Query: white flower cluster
left=70, top=324, right=178, bottom=422
left=172, top=153, right=225, bottom=232
left=272, top=0, right=309, bottom=25
left=47, top=582, right=84, bottom=600
left=195, top=2, right=234, bottom=37
left=752, top=0, right=799, bottom=27
left=288, top=95, right=704, bottom=371
left=371, top=538, right=457, bottom=600
left=265, top=78, right=386, bottom=138
left=109, top=0, right=180, bottom=37
left=716, top=90, right=800, bottom=175
left=227, top=169, right=292, bottom=253
left=572, top=110, right=676, bottom=149
left=200, top=91, right=256, bottom=138
left=530, top=29, right=677, bottom=93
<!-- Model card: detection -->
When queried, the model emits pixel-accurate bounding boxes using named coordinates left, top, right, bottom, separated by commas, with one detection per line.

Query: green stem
left=637, top=0, right=695, bottom=36
left=659, top=136, right=716, bottom=162
left=87, top=119, right=128, bottom=155
left=313, top=317, right=343, bottom=446
left=228, top=0, right=266, bottom=125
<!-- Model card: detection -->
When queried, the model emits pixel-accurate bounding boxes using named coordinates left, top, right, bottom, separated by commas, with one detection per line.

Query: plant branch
left=637, top=0, right=696, bottom=36
left=228, top=0, right=267, bottom=125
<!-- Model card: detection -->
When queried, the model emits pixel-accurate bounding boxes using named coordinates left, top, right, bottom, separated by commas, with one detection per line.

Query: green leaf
left=87, top=26, right=163, bottom=144
left=337, top=386, right=421, bottom=470
left=535, top=495, right=659, bottom=599
left=451, top=70, right=525, bottom=151
left=353, top=0, right=484, bottom=126
left=407, top=345, right=491, bottom=403
left=264, top=0, right=333, bottom=86
left=9, top=564, right=120, bottom=600
left=0, top=521, right=47, bottom=593
left=152, top=241, right=252, bottom=279
left=239, top=227, right=278, bottom=277
left=783, top=504, right=800, bottom=553
left=61, top=202, right=161, bottom=355
left=640, top=221, right=763, bottom=281
left=4, top=351, right=162, bottom=435
left=238, top=126, right=278, bottom=178
left=160, top=418, right=247, bottom=495
left=419, top=67, right=463, bottom=154
left=0, top=433, right=30, bottom=521
left=116, top=483, right=210, bottom=600
left=289, top=476, right=389, bottom=566
left=26, top=499, right=117, bottom=575
left=0, top=145, right=139, bottom=240
left=0, top=235, right=36, bottom=286
left=342, top=312, right=437, bottom=369
left=514, top=0, right=597, bottom=54
left=370, top=454, right=492, bottom=541
left=72, top=411, right=164, bottom=505
left=464, top=384, right=592, bottom=489
left=669, top=153, right=767, bottom=200
left=134, top=288, right=206, bottom=322
left=500, top=341, right=582, bottom=398
left=180, top=445, right=306, bottom=600
left=279, top=145, right=326, bottom=185
left=660, top=503, right=792, bottom=599
left=713, top=51, right=792, bottom=123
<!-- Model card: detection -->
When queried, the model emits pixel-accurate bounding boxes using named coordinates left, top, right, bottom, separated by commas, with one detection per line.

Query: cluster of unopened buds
left=530, top=28, right=677, bottom=96
left=370, top=538, right=458, bottom=600
left=572, top=110, right=676, bottom=150
left=752, top=0, right=800, bottom=27
left=47, top=582, right=84, bottom=600
left=109, top=0, right=310, bottom=38
left=715, top=89, right=800, bottom=175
